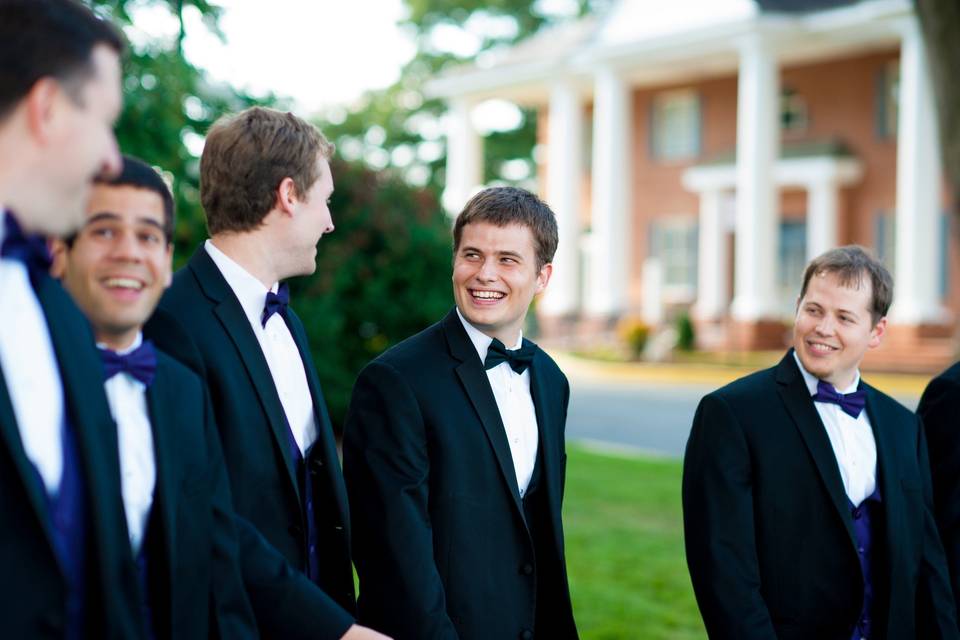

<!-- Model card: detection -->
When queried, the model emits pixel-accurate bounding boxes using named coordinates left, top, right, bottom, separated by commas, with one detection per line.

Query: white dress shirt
left=793, top=351, right=877, bottom=506
left=205, top=240, right=317, bottom=455
left=100, top=332, right=156, bottom=554
left=0, top=209, right=65, bottom=494
left=457, top=309, right=539, bottom=497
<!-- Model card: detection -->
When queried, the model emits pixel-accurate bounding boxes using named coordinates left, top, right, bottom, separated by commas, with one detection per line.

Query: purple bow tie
left=1, top=212, right=51, bottom=284
left=484, top=338, right=537, bottom=374
left=99, top=340, right=157, bottom=387
left=261, top=282, right=290, bottom=327
left=813, top=380, right=866, bottom=418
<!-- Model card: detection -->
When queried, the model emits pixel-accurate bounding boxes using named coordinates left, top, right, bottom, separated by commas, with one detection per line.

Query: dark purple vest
left=283, top=417, right=320, bottom=582
left=849, top=487, right=882, bottom=640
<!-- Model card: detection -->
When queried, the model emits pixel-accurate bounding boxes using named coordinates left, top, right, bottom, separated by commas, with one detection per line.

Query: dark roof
left=755, top=0, right=860, bottom=12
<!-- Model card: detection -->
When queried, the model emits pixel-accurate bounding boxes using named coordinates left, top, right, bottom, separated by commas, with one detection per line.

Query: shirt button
left=520, top=564, right=533, bottom=575
left=520, top=630, right=533, bottom=640
left=857, top=546, right=865, bottom=555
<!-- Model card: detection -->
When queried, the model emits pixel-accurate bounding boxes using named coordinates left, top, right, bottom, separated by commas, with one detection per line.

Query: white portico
left=427, top=0, right=952, bottom=354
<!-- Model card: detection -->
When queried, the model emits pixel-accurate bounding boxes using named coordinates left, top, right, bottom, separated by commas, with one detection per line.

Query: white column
left=730, top=33, right=780, bottom=321
left=442, top=98, right=483, bottom=215
left=693, top=190, right=729, bottom=320
left=890, top=17, right=945, bottom=323
left=540, top=80, right=583, bottom=316
left=806, top=180, right=838, bottom=260
left=585, top=66, right=632, bottom=316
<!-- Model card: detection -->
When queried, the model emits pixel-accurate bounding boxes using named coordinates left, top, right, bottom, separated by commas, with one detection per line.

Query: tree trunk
left=915, top=0, right=960, bottom=218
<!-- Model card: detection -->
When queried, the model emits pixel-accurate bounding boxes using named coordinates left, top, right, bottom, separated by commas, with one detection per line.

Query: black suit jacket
left=0, top=275, right=144, bottom=638
left=144, top=349, right=256, bottom=639
left=917, top=361, right=960, bottom=616
left=683, top=350, right=958, bottom=639
left=146, top=246, right=354, bottom=639
left=343, top=309, right=578, bottom=640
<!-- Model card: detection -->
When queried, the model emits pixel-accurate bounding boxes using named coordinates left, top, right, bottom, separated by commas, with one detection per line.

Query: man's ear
left=535, top=262, right=553, bottom=295
left=868, top=316, right=887, bottom=349
left=24, top=78, right=64, bottom=145
left=48, top=238, right=68, bottom=279
left=274, top=177, right=298, bottom=216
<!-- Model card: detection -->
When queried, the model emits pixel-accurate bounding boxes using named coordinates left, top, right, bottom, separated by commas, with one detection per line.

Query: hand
left=340, top=624, right=393, bottom=640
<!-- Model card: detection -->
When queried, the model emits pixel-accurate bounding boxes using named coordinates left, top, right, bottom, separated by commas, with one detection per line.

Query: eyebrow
left=460, top=245, right=524, bottom=259
left=87, top=211, right=165, bottom=231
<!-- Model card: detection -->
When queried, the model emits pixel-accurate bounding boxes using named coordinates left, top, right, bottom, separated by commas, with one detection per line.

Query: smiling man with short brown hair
left=683, top=245, right=958, bottom=639
left=343, top=186, right=579, bottom=640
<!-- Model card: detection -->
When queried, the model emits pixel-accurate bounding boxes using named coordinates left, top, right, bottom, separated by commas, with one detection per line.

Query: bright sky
left=130, top=0, right=418, bottom=115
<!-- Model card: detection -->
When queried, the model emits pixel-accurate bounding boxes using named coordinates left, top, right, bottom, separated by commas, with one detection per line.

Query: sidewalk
left=548, top=350, right=936, bottom=399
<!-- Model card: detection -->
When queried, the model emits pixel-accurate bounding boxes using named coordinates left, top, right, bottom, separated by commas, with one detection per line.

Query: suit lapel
left=863, top=384, right=904, bottom=572
left=188, top=249, right=301, bottom=501
left=443, top=311, right=524, bottom=516
left=528, top=347, right=564, bottom=536
left=35, top=275, right=133, bottom=583
left=0, top=364, right=56, bottom=545
left=775, top=351, right=856, bottom=546
left=145, top=363, right=177, bottom=607
left=284, top=310, right=349, bottom=519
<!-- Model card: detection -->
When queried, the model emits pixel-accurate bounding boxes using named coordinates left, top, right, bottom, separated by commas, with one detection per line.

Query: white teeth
left=104, top=277, right=143, bottom=290
left=472, top=290, right=504, bottom=299
left=809, top=342, right=837, bottom=352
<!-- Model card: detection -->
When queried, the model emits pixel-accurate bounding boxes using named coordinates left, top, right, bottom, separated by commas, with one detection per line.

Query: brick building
left=426, top=0, right=956, bottom=370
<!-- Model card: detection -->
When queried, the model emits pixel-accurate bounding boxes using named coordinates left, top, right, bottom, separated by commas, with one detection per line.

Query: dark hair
left=452, top=186, right=559, bottom=270
left=0, top=0, right=125, bottom=118
left=200, top=106, right=334, bottom=235
left=799, top=245, right=893, bottom=325
left=94, top=155, right=175, bottom=242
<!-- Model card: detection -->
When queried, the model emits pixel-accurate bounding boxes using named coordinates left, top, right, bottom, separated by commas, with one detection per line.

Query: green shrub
left=675, top=311, right=696, bottom=352
left=290, top=158, right=453, bottom=430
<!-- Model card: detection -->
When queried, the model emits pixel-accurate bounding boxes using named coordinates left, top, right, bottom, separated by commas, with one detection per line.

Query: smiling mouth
left=103, top=277, right=145, bottom=291
left=806, top=340, right=838, bottom=354
left=469, top=289, right=505, bottom=301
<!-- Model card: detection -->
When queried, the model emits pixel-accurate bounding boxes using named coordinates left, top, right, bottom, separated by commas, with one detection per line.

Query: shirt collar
left=456, top=307, right=523, bottom=362
left=792, top=349, right=860, bottom=396
left=97, top=331, right=143, bottom=356
left=204, top=239, right=279, bottom=329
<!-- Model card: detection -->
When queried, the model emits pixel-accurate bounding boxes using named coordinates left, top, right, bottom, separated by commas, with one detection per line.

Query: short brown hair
left=799, top=245, right=893, bottom=325
left=452, top=186, right=559, bottom=270
left=200, top=107, right=334, bottom=234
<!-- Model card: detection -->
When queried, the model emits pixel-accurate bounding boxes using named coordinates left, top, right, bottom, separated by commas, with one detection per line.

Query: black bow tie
left=484, top=338, right=536, bottom=374
left=262, top=282, right=290, bottom=327
left=99, top=340, right=157, bottom=387
left=1, top=212, right=51, bottom=285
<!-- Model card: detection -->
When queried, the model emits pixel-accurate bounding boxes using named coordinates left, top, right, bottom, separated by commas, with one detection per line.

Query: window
left=781, top=87, right=808, bottom=134
left=875, top=60, right=899, bottom=140
left=778, top=221, right=807, bottom=316
left=650, top=90, right=701, bottom=161
left=650, top=217, right=698, bottom=302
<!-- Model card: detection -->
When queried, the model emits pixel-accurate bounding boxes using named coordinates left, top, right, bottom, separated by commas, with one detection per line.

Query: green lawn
left=564, top=444, right=706, bottom=639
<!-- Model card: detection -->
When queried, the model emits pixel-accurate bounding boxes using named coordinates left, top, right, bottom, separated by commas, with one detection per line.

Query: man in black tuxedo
left=145, top=107, right=386, bottom=640
left=683, top=245, right=958, bottom=639
left=917, top=360, right=960, bottom=616
left=51, top=155, right=258, bottom=639
left=0, top=2, right=145, bottom=637
left=343, top=186, right=579, bottom=640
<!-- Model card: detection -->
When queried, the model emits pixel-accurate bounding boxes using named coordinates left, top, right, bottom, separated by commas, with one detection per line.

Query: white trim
left=682, top=155, right=864, bottom=192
